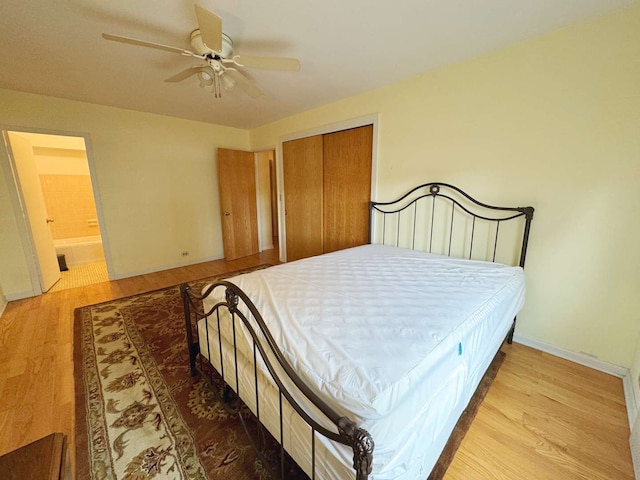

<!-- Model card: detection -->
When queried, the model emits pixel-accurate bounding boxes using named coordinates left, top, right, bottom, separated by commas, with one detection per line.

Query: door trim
left=0, top=124, right=113, bottom=299
left=276, top=113, right=379, bottom=262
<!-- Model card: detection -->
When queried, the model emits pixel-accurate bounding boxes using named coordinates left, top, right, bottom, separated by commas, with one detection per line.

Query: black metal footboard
left=180, top=280, right=374, bottom=480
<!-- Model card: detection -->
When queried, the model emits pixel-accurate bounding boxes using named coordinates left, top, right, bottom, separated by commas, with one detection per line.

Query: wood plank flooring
left=0, top=249, right=279, bottom=463
left=446, top=344, right=634, bottom=479
left=0, top=248, right=634, bottom=479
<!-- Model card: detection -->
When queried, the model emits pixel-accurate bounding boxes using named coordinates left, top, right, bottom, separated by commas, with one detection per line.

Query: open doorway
left=4, top=131, right=108, bottom=293
left=255, top=149, right=278, bottom=251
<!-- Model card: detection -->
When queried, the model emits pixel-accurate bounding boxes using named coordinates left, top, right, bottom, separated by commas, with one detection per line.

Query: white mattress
left=199, top=244, right=525, bottom=479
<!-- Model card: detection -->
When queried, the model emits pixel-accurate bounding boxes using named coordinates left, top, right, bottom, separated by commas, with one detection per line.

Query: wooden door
left=322, top=125, right=373, bottom=253
left=283, top=135, right=324, bottom=261
left=217, top=148, right=259, bottom=260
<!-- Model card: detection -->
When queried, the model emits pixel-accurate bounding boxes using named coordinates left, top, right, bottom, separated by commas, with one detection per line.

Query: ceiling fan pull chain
left=215, top=73, right=222, bottom=98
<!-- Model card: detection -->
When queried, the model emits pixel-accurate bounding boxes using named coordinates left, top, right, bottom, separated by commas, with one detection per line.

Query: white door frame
left=0, top=124, right=113, bottom=298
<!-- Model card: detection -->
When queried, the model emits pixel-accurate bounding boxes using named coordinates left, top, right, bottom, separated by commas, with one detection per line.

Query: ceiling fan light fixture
left=197, top=70, right=214, bottom=87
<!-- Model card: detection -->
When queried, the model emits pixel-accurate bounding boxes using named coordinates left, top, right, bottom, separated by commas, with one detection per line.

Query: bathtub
left=54, top=235, right=105, bottom=267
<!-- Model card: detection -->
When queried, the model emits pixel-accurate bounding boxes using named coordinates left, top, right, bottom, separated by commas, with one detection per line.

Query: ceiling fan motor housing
left=190, top=29, right=233, bottom=58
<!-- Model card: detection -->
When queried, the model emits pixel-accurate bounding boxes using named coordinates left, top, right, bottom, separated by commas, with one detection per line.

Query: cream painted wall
left=20, top=132, right=86, bottom=150
left=25, top=132, right=89, bottom=176
left=34, top=150, right=90, bottom=176
left=250, top=6, right=640, bottom=367
left=0, top=89, right=250, bottom=297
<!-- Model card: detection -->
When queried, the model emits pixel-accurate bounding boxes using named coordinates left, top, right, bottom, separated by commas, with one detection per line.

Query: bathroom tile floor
left=48, top=261, right=109, bottom=292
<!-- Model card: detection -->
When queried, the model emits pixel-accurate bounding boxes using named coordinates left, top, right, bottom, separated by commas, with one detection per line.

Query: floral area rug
left=74, top=265, right=288, bottom=480
left=74, top=264, right=505, bottom=480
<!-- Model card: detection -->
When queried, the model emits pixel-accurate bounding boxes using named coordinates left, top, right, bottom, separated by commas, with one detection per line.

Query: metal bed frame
left=181, top=182, right=534, bottom=479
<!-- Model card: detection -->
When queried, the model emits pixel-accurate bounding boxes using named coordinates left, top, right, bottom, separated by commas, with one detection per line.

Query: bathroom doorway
left=4, top=130, right=109, bottom=293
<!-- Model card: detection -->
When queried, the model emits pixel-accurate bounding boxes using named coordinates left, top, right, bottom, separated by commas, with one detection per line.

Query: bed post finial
left=337, top=417, right=374, bottom=479
left=225, top=287, right=239, bottom=313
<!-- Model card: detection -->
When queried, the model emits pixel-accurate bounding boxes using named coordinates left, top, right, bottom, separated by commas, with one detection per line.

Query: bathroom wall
left=26, top=133, right=101, bottom=240
left=40, top=174, right=100, bottom=240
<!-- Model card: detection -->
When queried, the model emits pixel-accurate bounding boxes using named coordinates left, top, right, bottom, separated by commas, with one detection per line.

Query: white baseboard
left=260, top=244, right=274, bottom=251
left=0, top=296, right=7, bottom=317
left=513, top=334, right=628, bottom=376
left=631, top=407, right=640, bottom=480
left=5, top=289, right=36, bottom=301
left=2, top=255, right=227, bottom=297
left=513, top=333, right=635, bottom=426
left=624, top=373, right=638, bottom=427
left=110, top=255, right=225, bottom=281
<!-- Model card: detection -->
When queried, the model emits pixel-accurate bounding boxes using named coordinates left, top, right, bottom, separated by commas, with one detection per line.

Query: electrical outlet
left=181, top=251, right=189, bottom=257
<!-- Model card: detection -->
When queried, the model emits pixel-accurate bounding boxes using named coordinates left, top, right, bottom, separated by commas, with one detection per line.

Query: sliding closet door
left=283, top=135, right=324, bottom=261
left=322, top=125, right=373, bottom=253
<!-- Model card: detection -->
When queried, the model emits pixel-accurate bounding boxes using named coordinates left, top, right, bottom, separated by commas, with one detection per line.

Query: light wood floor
left=446, top=344, right=634, bottom=479
left=0, top=248, right=634, bottom=479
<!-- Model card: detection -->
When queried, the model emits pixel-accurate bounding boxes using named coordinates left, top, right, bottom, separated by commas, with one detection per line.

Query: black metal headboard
left=370, top=182, right=534, bottom=268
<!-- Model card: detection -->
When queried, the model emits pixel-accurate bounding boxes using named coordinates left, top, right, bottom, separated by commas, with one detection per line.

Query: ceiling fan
left=102, top=5, right=300, bottom=98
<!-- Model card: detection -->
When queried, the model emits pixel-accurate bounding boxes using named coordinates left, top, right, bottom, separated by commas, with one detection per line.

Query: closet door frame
left=276, top=114, right=379, bottom=263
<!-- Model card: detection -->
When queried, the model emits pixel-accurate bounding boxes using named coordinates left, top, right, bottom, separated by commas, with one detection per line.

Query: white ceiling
left=0, top=0, right=636, bottom=129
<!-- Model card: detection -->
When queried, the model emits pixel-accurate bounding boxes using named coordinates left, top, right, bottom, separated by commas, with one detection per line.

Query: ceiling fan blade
left=194, top=5, right=222, bottom=52
left=223, top=69, right=264, bottom=98
left=233, top=55, right=300, bottom=71
left=165, top=66, right=211, bottom=83
left=102, top=33, right=193, bottom=56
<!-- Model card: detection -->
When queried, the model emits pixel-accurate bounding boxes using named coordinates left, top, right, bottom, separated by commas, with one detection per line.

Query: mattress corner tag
left=458, top=342, right=463, bottom=355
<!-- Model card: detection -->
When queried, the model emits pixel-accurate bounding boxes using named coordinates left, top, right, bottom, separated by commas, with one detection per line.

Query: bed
left=181, top=182, right=534, bottom=479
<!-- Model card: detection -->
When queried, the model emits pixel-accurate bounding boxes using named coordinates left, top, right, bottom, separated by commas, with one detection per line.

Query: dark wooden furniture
left=0, top=433, right=72, bottom=480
